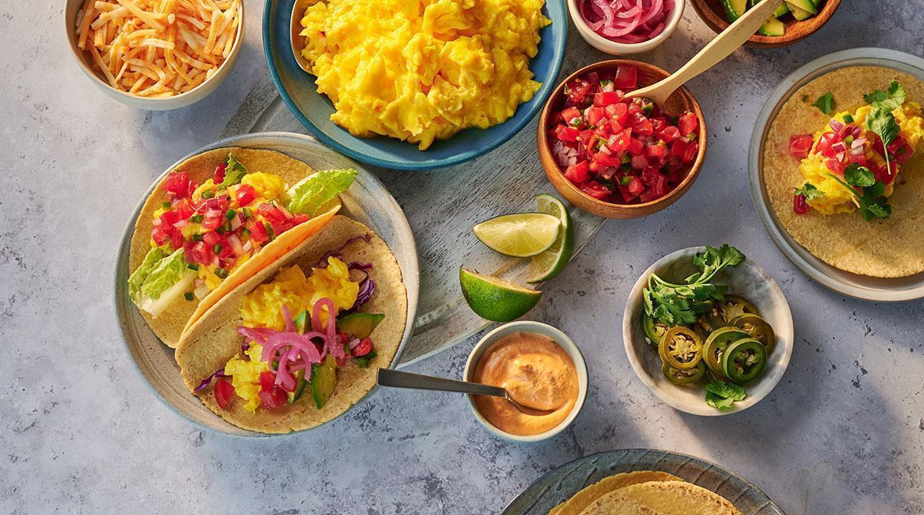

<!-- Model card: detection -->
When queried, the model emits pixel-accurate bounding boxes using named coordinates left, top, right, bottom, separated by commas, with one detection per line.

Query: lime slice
left=459, top=268, right=542, bottom=322
left=528, top=194, right=574, bottom=283
left=473, top=213, right=561, bottom=258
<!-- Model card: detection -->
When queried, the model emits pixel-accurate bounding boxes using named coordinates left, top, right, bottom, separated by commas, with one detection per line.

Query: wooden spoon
left=625, top=0, right=785, bottom=106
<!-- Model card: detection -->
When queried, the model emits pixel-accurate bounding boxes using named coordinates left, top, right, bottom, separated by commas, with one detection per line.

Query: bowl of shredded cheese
left=66, top=0, right=244, bottom=110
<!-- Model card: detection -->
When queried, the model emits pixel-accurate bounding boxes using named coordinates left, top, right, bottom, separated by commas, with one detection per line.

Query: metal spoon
left=377, top=369, right=555, bottom=416
left=290, top=0, right=313, bottom=73
left=625, top=0, right=785, bottom=106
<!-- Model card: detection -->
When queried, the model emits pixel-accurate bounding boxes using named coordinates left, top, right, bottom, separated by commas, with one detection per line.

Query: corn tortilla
left=589, top=481, right=743, bottom=515
left=548, top=471, right=682, bottom=515
left=175, top=215, right=407, bottom=434
left=128, top=147, right=340, bottom=348
left=762, top=66, right=924, bottom=278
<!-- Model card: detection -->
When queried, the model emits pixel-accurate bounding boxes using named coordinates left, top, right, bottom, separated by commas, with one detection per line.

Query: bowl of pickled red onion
left=568, top=0, right=684, bottom=55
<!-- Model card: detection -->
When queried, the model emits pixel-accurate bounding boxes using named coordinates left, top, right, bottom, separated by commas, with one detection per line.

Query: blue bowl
left=263, top=0, right=567, bottom=171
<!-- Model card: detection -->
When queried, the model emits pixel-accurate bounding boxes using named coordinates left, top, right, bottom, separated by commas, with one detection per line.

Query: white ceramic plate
left=748, top=47, right=924, bottom=301
left=622, top=247, right=793, bottom=416
left=114, top=132, right=419, bottom=437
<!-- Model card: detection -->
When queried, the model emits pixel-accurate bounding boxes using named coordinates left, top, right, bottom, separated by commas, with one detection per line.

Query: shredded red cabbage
left=194, top=369, right=230, bottom=392
left=347, top=261, right=376, bottom=310
left=316, top=233, right=372, bottom=268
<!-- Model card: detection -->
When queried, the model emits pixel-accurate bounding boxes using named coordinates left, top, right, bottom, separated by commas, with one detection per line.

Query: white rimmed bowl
left=463, top=321, right=588, bottom=443
left=567, top=0, right=684, bottom=55
left=64, top=0, right=244, bottom=110
left=622, top=247, right=794, bottom=416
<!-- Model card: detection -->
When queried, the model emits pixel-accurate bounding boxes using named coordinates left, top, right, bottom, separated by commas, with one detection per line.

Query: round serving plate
left=263, top=0, right=567, bottom=170
left=501, top=449, right=785, bottom=515
left=749, top=48, right=924, bottom=302
left=113, top=132, right=420, bottom=437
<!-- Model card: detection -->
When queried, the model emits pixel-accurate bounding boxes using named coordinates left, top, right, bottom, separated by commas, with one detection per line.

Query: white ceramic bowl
left=622, top=247, right=794, bottom=416
left=567, top=0, right=685, bottom=55
left=64, top=0, right=244, bottom=110
left=464, top=321, right=588, bottom=443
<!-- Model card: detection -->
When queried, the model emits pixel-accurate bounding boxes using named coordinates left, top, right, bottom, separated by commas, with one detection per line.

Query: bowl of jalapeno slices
left=622, top=245, right=794, bottom=416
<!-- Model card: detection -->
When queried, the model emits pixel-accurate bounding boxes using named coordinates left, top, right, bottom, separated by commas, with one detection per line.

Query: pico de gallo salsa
left=548, top=65, right=700, bottom=204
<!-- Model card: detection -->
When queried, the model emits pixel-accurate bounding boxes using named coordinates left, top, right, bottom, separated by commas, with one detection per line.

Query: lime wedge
left=528, top=194, right=574, bottom=283
left=459, top=268, right=542, bottom=322
left=473, top=213, right=561, bottom=258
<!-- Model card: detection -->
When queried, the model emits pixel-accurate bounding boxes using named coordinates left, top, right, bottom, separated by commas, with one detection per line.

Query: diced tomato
left=873, top=163, right=897, bottom=185
left=352, top=338, right=374, bottom=357
left=793, top=194, right=809, bottom=215
left=659, top=126, right=681, bottom=143
left=214, top=379, right=235, bottom=409
left=594, top=91, right=621, bottom=107
left=291, top=214, right=310, bottom=225
left=565, top=161, right=590, bottom=183
left=682, top=142, right=699, bottom=164
left=213, top=163, right=227, bottom=185
left=789, top=134, right=814, bottom=159
left=249, top=220, right=269, bottom=244
left=667, top=162, right=689, bottom=184
left=186, top=241, right=213, bottom=265
left=613, top=65, right=638, bottom=90
left=235, top=184, right=256, bottom=207
left=580, top=181, right=612, bottom=200
left=608, top=129, right=632, bottom=154
left=258, top=371, right=288, bottom=410
left=201, top=231, right=221, bottom=247
left=640, top=167, right=662, bottom=186
left=825, top=158, right=846, bottom=174
left=640, top=173, right=669, bottom=203
left=560, top=107, right=581, bottom=124
left=631, top=154, right=648, bottom=170
left=593, top=151, right=623, bottom=168
left=627, top=137, right=645, bottom=156
left=555, top=125, right=580, bottom=142
left=258, top=203, right=288, bottom=225
left=646, top=143, right=668, bottom=161
left=888, top=136, right=915, bottom=164
left=565, top=78, right=592, bottom=104
left=163, top=171, right=197, bottom=200
left=151, top=225, right=172, bottom=247
left=815, top=132, right=841, bottom=158
left=587, top=106, right=606, bottom=127
left=670, top=139, right=688, bottom=159
left=847, top=150, right=868, bottom=166
left=678, top=112, right=698, bottom=137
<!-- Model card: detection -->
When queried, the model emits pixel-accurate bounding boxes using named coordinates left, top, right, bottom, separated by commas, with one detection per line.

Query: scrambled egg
left=240, top=258, right=359, bottom=331
left=299, top=0, right=551, bottom=150
left=801, top=103, right=924, bottom=215
left=224, top=344, right=270, bottom=412
left=240, top=172, right=289, bottom=204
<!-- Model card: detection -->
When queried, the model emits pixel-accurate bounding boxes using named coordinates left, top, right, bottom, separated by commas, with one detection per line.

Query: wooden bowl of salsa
left=538, top=60, right=707, bottom=220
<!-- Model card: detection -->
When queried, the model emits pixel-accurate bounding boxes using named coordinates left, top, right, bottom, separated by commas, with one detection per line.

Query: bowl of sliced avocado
left=690, top=0, right=841, bottom=48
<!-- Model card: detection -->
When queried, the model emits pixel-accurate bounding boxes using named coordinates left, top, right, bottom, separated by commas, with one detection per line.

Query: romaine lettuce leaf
left=134, top=249, right=196, bottom=317
left=286, top=168, right=357, bottom=216
left=128, top=247, right=165, bottom=304
left=218, top=153, right=248, bottom=188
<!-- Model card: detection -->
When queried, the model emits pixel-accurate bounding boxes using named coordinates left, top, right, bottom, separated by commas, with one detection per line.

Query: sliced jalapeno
left=691, top=299, right=715, bottom=314
left=730, top=314, right=776, bottom=354
left=643, top=315, right=670, bottom=346
left=703, top=326, right=750, bottom=374
left=662, top=361, right=706, bottom=386
left=704, top=368, right=724, bottom=384
left=721, top=338, right=768, bottom=384
left=658, top=326, right=703, bottom=370
left=714, top=295, right=760, bottom=325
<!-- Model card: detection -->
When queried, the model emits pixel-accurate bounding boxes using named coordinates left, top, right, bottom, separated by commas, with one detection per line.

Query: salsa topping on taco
left=199, top=250, right=385, bottom=414
left=128, top=153, right=356, bottom=318
left=789, top=81, right=924, bottom=219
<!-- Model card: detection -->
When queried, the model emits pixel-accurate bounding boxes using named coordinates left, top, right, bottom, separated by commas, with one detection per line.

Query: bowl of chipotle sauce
left=464, top=321, right=588, bottom=443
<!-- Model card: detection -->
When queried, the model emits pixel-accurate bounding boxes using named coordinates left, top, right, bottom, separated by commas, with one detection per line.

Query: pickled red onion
left=578, top=0, right=673, bottom=43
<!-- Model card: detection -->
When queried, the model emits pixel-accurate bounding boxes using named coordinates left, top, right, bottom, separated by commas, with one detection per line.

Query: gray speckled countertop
left=2, top=1, right=923, bottom=514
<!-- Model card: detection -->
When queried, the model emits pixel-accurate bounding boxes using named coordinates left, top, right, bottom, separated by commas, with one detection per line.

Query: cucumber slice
left=758, top=16, right=786, bottom=36
left=786, top=0, right=816, bottom=15
left=722, top=0, right=748, bottom=22
left=310, top=355, right=337, bottom=409
left=337, top=312, right=385, bottom=339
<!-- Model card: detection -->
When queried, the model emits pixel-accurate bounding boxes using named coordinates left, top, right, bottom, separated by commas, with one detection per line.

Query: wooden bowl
left=537, top=60, right=707, bottom=220
left=689, top=0, right=841, bottom=48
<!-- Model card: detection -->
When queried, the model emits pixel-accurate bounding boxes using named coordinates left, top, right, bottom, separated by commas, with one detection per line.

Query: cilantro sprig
left=794, top=182, right=824, bottom=201
left=705, top=380, right=747, bottom=411
left=864, top=81, right=906, bottom=179
left=812, top=92, right=835, bottom=115
left=826, top=163, right=892, bottom=221
left=643, top=245, right=746, bottom=326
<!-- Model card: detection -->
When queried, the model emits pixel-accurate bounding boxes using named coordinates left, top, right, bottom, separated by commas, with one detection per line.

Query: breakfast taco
left=763, top=66, right=924, bottom=278
left=175, top=215, right=407, bottom=434
left=127, top=147, right=357, bottom=347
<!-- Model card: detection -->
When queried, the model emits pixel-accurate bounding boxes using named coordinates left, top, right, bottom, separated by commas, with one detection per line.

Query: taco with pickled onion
left=127, top=147, right=357, bottom=347
left=175, top=215, right=407, bottom=434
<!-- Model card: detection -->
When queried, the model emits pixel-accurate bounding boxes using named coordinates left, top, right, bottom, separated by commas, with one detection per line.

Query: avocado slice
left=310, top=354, right=337, bottom=409
left=336, top=312, right=385, bottom=339
left=785, top=0, right=816, bottom=15
left=287, top=369, right=307, bottom=404
left=293, top=310, right=310, bottom=334
left=788, top=4, right=814, bottom=20
left=749, top=0, right=790, bottom=17
left=758, top=16, right=786, bottom=36
left=722, top=0, right=748, bottom=22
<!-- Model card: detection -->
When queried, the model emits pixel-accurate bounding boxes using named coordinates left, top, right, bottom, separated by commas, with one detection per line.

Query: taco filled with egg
left=175, top=215, right=407, bottom=434
left=127, top=147, right=357, bottom=347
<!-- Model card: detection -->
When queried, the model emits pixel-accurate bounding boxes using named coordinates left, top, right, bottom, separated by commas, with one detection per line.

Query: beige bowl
left=567, top=0, right=685, bottom=56
left=64, top=0, right=244, bottom=110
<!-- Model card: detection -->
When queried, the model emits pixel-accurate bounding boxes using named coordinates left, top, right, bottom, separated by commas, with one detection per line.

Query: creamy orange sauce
left=473, top=332, right=578, bottom=436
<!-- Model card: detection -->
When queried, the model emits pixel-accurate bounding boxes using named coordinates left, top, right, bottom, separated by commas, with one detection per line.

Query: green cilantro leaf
left=844, top=164, right=876, bottom=188
left=704, top=380, right=747, bottom=411
left=812, top=92, right=835, bottom=115
left=863, top=89, right=890, bottom=105
left=794, top=182, right=824, bottom=200
left=219, top=154, right=248, bottom=188
left=889, top=81, right=906, bottom=106
left=859, top=199, right=891, bottom=221
left=826, top=172, right=892, bottom=222
left=867, top=107, right=900, bottom=148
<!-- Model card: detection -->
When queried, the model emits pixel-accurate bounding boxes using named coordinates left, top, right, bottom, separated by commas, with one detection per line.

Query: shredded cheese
left=76, top=0, right=240, bottom=97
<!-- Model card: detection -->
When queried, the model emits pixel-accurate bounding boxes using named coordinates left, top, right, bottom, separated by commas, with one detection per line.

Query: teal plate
left=502, top=449, right=786, bottom=514
left=263, top=0, right=567, bottom=170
